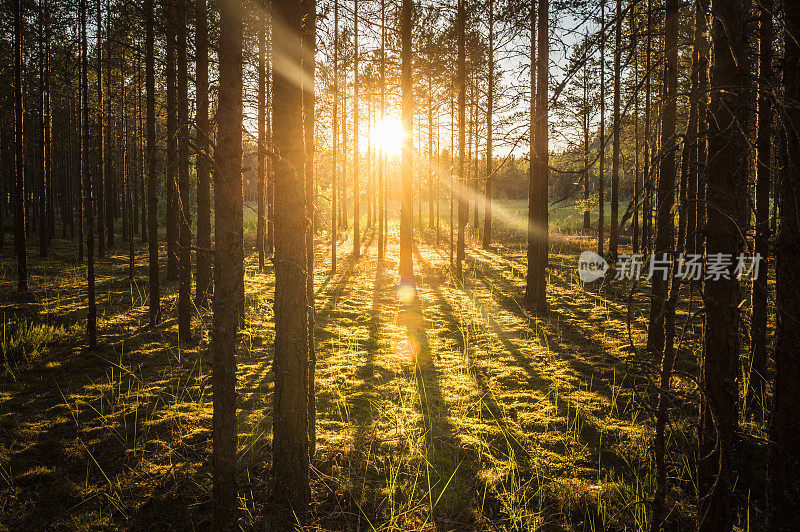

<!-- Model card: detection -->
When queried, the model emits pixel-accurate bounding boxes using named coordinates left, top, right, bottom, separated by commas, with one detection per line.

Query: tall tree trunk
left=212, top=0, right=243, bottom=526
left=483, top=2, right=493, bottom=250
left=165, top=0, right=178, bottom=281
left=176, top=0, right=191, bottom=342
left=399, top=0, right=414, bottom=282
left=96, top=0, right=105, bottom=259
left=301, top=0, right=317, bottom=457
left=650, top=0, right=679, bottom=521
left=642, top=0, right=652, bottom=254
left=353, top=0, right=360, bottom=260
left=145, top=0, right=159, bottom=326
left=632, top=3, right=639, bottom=252
left=38, top=0, right=50, bottom=258
left=272, top=0, right=311, bottom=514
left=698, top=0, right=749, bottom=528
left=524, top=0, right=548, bottom=312
left=257, top=5, right=267, bottom=272
left=81, top=0, right=95, bottom=347
left=766, top=0, right=800, bottom=528
left=122, top=51, right=134, bottom=280
left=331, top=0, right=339, bottom=272
left=13, top=0, right=27, bottom=293
left=137, top=51, right=146, bottom=243
left=377, top=0, right=385, bottom=262
left=598, top=0, right=605, bottom=256
left=609, top=0, right=621, bottom=260
left=195, top=0, right=211, bottom=307
left=455, top=0, right=465, bottom=280
left=647, top=0, right=680, bottom=356
left=583, top=34, right=591, bottom=233
left=748, top=0, right=772, bottom=417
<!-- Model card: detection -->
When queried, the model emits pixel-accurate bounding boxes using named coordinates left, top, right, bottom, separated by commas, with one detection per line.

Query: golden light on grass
left=393, top=336, right=420, bottom=362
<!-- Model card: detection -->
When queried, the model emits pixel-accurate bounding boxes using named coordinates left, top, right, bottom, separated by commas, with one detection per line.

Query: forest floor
left=0, top=223, right=766, bottom=530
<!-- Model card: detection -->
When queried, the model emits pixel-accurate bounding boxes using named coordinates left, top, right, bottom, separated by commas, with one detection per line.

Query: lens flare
left=393, top=336, right=420, bottom=362
left=396, top=282, right=417, bottom=304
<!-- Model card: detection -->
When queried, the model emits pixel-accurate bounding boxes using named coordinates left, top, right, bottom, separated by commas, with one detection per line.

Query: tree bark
left=332, top=0, right=339, bottom=272
left=646, top=0, right=679, bottom=356
left=353, top=0, right=360, bottom=260
left=598, top=0, right=605, bottom=256
left=13, top=0, right=27, bottom=293
left=257, top=4, right=267, bottom=272
left=165, top=0, right=178, bottom=281
left=748, top=0, right=772, bottom=418
left=455, top=0, right=465, bottom=280
left=80, top=0, right=95, bottom=347
left=301, top=0, right=317, bottom=457
left=176, top=0, right=191, bottom=342
left=96, top=0, right=105, bottom=259
left=212, top=0, right=243, bottom=526
left=195, top=0, right=211, bottom=307
left=698, top=0, right=749, bottom=528
left=145, top=0, right=159, bottom=326
left=272, top=0, right=311, bottom=514
left=483, top=0, right=493, bottom=249
left=524, top=0, right=547, bottom=312
left=399, top=0, right=414, bottom=282
left=767, top=1, right=800, bottom=528
left=609, top=0, right=621, bottom=260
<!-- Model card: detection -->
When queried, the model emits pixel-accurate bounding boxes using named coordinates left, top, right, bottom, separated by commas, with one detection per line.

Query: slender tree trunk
left=176, top=0, right=191, bottom=342
left=598, top=0, right=605, bottom=256
left=332, top=0, right=339, bottom=272
left=632, top=4, right=639, bottom=252
left=377, top=0, right=385, bottom=262
left=583, top=35, right=591, bottom=232
left=272, top=0, right=311, bottom=515
left=455, top=0, right=465, bottom=280
left=352, top=0, right=360, bottom=260
left=195, top=0, right=211, bottom=307
left=257, top=6, right=267, bottom=272
left=647, top=0, right=679, bottom=356
left=145, top=0, right=159, bottom=326
left=212, top=0, right=243, bottom=526
left=525, top=0, right=548, bottom=312
left=13, top=0, right=27, bottom=293
left=642, top=0, right=652, bottom=254
left=698, top=0, right=749, bottom=528
left=748, top=0, right=772, bottom=417
left=165, top=0, right=178, bottom=281
left=650, top=0, right=679, bottom=520
left=609, top=0, right=621, bottom=260
left=96, top=0, right=105, bottom=259
left=122, top=51, right=134, bottom=280
left=399, top=0, right=414, bottom=282
left=428, top=77, right=434, bottom=231
left=768, top=2, right=800, bottom=525
left=38, top=0, right=50, bottom=258
left=483, top=2, right=493, bottom=249
left=81, top=0, right=95, bottom=347
left=301, top=0, right=317, bottom=457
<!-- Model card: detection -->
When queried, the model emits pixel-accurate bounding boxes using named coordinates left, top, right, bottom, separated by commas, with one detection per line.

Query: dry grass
left=0, top=222, right=764, bottom=530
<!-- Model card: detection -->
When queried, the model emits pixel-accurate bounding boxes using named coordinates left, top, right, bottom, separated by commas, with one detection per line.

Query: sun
left=371, top=116, right=405, bottom=157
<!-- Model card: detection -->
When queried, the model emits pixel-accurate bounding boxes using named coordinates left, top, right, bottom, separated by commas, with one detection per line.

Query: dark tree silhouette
left=698, top=0, right=749, bottom=528
left=767, top=0, right=800, bottom=527
left=211, top=0, right=243, bottom=525
left=271, top=0, right=311, bottom=514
